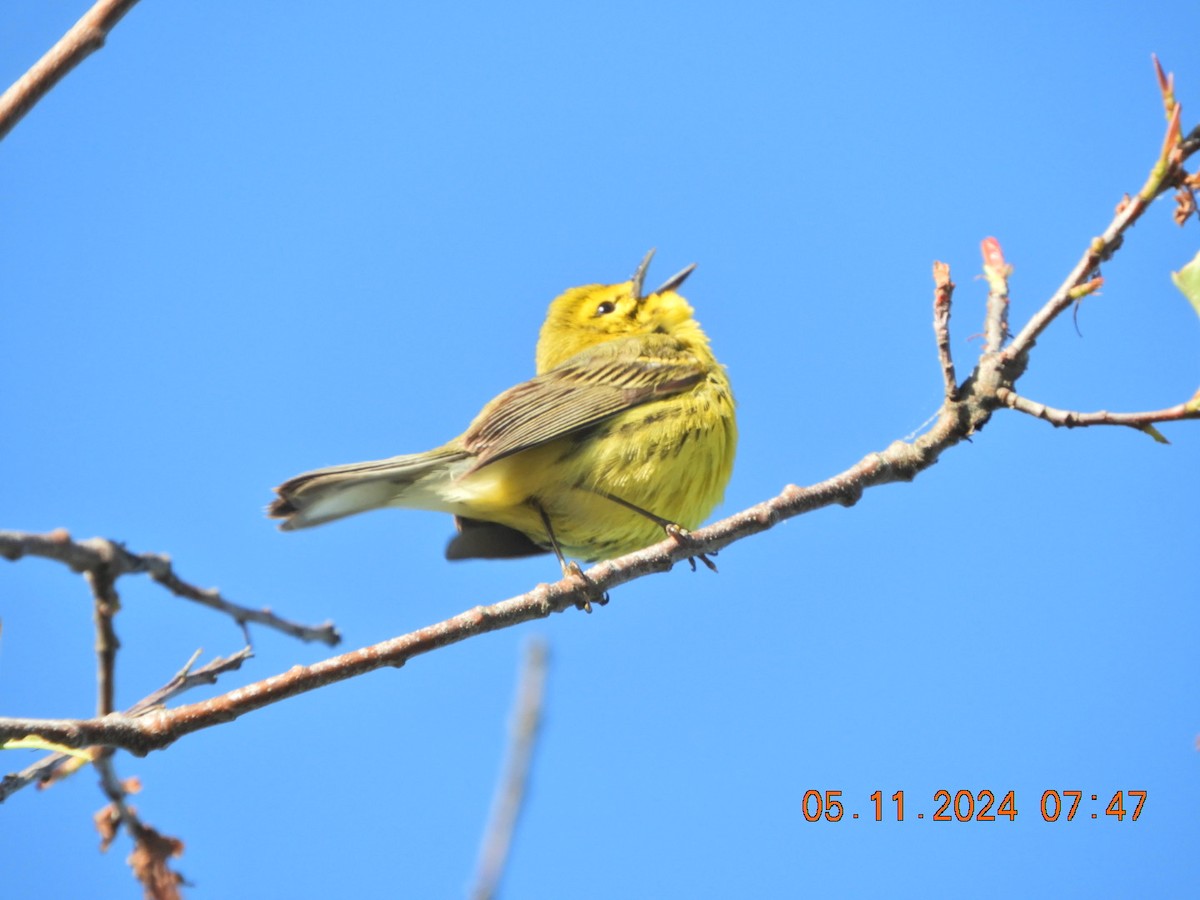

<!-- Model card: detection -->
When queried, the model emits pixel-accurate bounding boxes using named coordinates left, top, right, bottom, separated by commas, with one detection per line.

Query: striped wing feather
left=462, top=335, right=706, bottom=470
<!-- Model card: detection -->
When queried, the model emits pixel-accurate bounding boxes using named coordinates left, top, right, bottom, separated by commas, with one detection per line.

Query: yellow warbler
left=268, top=251, right=737, bottom=568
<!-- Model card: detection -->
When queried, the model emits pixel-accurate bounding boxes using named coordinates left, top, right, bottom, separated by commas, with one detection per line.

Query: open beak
left=631, top=248, right=697, bottom=299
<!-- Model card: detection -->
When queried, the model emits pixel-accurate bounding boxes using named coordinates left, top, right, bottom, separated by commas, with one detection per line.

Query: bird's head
left=536, top=250, right=699, bottom=373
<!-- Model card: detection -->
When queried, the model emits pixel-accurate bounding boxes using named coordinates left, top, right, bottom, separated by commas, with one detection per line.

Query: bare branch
left=996, top=387, right=1200, bottom=439
left=0, top=530, right=341, bottom=646
left=980, top=237, right=1012, bottom=354
left=470, top=639, right=550, bottom=900
left=0, top=421, right=1002, bottom=757
left=88, top=563, right=121, bottom=718
left=932, top=261, right=958, bottom=400
left=1, top=648, right=252, bottom=803
left=128, top=647, right=255, bottom=716
left=0, top=0, right=143, bottom=142
left=1005, top=60, right=1196, bottom=363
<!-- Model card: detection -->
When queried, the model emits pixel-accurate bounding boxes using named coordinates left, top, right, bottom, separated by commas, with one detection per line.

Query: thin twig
left=932, top=261, right=958, bottom=400
left=94, top=754, right=140, bottom=844
left=0, top=0, right=143, bottom=142
left=996, top=387, right=1200, bottom=438
left=88, top=564, right=121, bottom=717
left=470, top=639, right=550, bottom=900
left=0, top=530, right=341, bottom=646
left=980, top=237, right=1011, bottom=354
left=1, top=647, right=253, bottom=802
left=3, top=744, right=97, bottom=801
left=1005, top=65, right=1194, bottom=363
left=94, top=755, right=186, bottom=899
left=127, top=646, right=255, bottom=716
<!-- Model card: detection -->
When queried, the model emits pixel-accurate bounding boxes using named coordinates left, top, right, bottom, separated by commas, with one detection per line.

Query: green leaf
left=1139, top=424, right=1170, bottom=444
left=1171, top=250, right=1200, bottom=319
left=2, top=735, right=93, bottom=760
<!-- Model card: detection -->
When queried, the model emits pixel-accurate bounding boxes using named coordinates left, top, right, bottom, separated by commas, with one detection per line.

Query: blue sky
left=3, top=2, right=1198, bottom=897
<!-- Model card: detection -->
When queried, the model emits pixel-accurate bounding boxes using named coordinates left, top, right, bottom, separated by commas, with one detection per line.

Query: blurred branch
left=470, top=639, right=550, bottom=900
left=94, top=757, right=187, bottom=900
left=0, top=530, right=341, bottom=645
left=127, top=647, right=255, bottom=716
left=88, top=563, right=121, bottom=718
left=0, top=0, right=143, bottom=142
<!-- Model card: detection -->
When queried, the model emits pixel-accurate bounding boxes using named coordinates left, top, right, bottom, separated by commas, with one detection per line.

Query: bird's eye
left=594, top=301, right=616, bottom=316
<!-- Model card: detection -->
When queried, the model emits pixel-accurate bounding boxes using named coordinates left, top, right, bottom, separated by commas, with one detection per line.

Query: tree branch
left=1004, top=66, right=1195, bottom=364
left=0, top=530, right=341, bottom=646
left=470, top=639, right=549, bottom=900
left=932, top=261, right=957, bottom=400
left=0, top=422, right=1060, bottom=756
left=88, top=563, right=121, bottom=718
left=94, top=756, right=186, bottom=899
left=996, top=387, right=1200, bottom=439
left=1, top=648, right=252, bottom=803
left=981, top=237, right=1012, bottom=354
left=0, top=0, right=143, bottom=142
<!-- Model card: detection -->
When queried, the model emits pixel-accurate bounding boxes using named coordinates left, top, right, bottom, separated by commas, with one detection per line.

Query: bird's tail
left=267, top=447, right=469, bottom=531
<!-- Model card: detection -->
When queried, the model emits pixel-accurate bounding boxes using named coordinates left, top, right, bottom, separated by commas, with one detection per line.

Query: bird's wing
left=462, top=335, right=706, bottom=470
